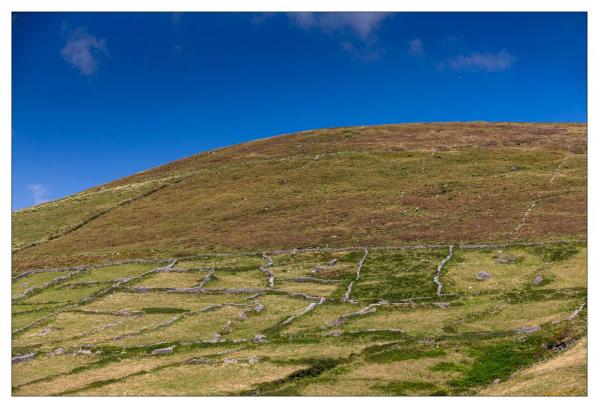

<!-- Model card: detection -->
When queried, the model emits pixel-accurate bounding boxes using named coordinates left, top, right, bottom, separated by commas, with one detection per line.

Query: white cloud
left=287, top=12, right=392, bottom=42
left=60, top=28, right=108, bottom=76
left=438, top=50, right=517, bottom=72
left=408, top=38, right=424, bottom=56
left=27, top=184, right=50, bottom=205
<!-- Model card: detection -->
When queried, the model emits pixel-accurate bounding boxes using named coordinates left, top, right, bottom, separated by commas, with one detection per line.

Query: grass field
left=12, top=123, right=587, bottom=395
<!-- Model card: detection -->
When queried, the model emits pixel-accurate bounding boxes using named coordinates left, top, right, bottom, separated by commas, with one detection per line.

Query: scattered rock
left=248, top=356, right=258, bottom=364
left=432, top=302, right=451, bottom=309
left=496, top=254, right=518, bottom=264
left=112, top=277, right=133, bottom=283
left=514, top=325, right=540, bottom=334
left=151, top=345, right=174, bottom=355
left=532, top=274, right=544, bottom=285
left=311, top=266, right=320, bottom=274
left=12, top=352, right=36, bottom=364
left=321, top=330, right=342, bottom=337
left=47, top=348, right=65, bottom=356
left=476, top=271, right=491, bottom=281
left=493, top=378, right=501, bottom=385
left=254, top=303, right=264, bottom=313
left=116, top=310, right=133, bottom=316
left=252, top=334, right=266, bottom=343
left=36, top=327, right=54, bottom=337
left=238, top=311, right=248, bottom=321
left=223, top=358, right=238, bottom=365
left=327, top=259, right=338, bottom=266
left=132, top=287, right=151, bottom=293
left=211, top=333, right=223, bottom=343
left=75, top=349, right=93, bottom=355
left=188, top=357, right=211, bottom=365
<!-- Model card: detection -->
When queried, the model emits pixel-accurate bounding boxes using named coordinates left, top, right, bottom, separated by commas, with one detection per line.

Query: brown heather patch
left=12, top=123, right=586, bottom=271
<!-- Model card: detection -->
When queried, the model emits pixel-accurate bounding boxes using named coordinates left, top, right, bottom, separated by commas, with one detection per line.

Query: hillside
left=12, top=122, right=587, bottom=271
left=11, top=122, right=587, bottom=396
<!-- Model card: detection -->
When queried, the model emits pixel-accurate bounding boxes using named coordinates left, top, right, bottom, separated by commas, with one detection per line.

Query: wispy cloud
left=61, top=27, right=108, bottom=76
left=287, top=12, right=392, bottom=61
left=437, top=50, right=516, bottom=72
left=252, top=13, right=391, bottom=61
left=408, top=38, right=424, bottom=57
left=287, top=12, right=391, bottom=42
left=27, top=184, right=50, bottom=205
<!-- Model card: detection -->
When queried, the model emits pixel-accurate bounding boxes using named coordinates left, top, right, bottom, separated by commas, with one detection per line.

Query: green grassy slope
left=11, top=122, right=587, bottom=396
left=11, top=244, right=587, bottom=396
left=12, top=122, right=586, bottom=271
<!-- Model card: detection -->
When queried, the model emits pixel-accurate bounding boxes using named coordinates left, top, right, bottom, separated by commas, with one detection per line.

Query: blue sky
left=12, top=12, right=587, bottom=209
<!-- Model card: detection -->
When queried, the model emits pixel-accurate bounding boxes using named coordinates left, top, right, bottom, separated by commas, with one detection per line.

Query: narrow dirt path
left=12, top=182, right=181, bottom=255
left=509, top=154, right=571, bottom=243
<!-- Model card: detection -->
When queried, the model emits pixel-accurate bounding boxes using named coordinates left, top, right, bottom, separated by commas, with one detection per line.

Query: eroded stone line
left=13, top=259, right=172, bottom=282
left=12, top=352, right=37, bottom=365
left=194, top=269, right=215, bottom=289
left=342, top=282, right=354, bottom=303
left=108, top=303, right=249, bottom=343
left=433, top=245, right=454, bottom=296
left=567, top=302, right=586, bottom=320
left=342, top=248, right=368, bottom=303
left=260, top=253, right=275, bottom=287
left=12, top=261, right=175, bottom=337
left=136, top=287, right=323, bottom=303
left=13, top=239, right=586, bottom=279
left=12, top=267, right=90, bottom=303
left=281, top=277, right=339, bottom=284
left=13, top=266, right=87, bottom=282
left=281, top=297, right=326, bottom=326
left=323, top=300, right=387, bottom=328
left=551, top=302, right=587, bottom=325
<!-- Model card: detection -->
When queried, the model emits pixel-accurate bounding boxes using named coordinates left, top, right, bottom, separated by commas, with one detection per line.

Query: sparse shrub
left=534, top=245, right=579, bottom=263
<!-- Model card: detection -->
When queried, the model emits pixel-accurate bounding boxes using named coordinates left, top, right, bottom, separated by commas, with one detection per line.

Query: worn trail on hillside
left=510, top=154, right=571, bottom=242
left=12, top=182, right=179, bottom=255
